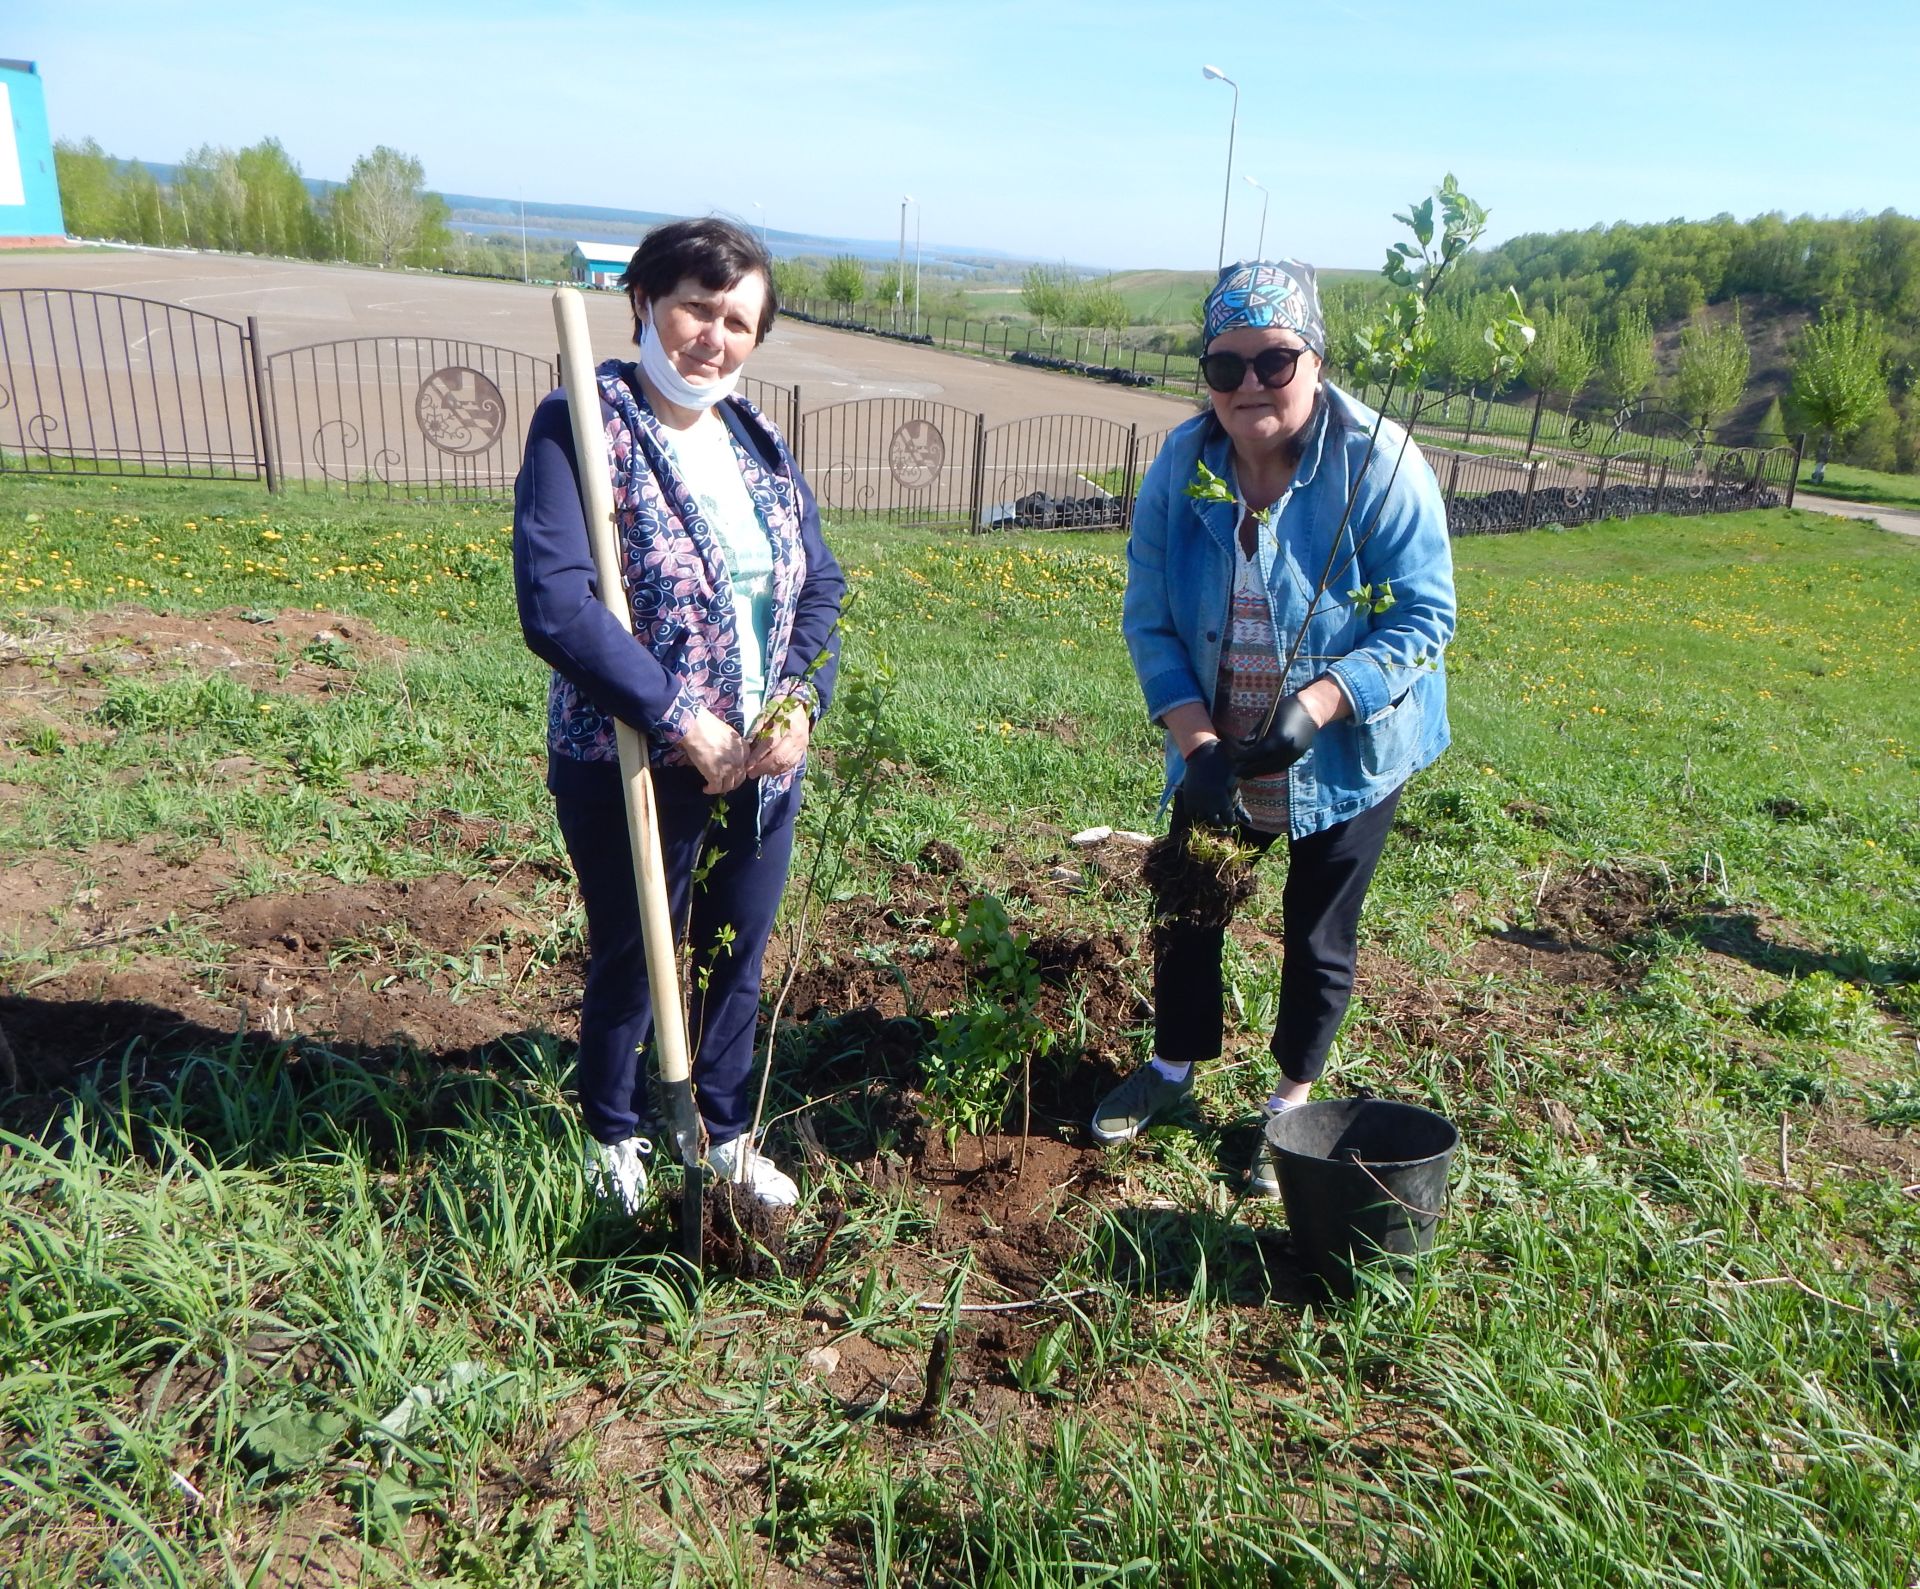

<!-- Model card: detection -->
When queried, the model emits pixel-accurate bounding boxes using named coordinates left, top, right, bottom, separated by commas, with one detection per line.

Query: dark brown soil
left=1142, top=827, right=1259, bottom=933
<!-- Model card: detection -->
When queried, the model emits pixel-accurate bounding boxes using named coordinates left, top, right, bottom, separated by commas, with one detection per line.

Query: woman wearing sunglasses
left=1093, top=260, right=1456, bottom=1196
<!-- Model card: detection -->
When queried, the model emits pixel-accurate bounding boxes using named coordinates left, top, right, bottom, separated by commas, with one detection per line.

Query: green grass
left=4, top=475, right=1920, bottom=1584
left=947, top=267, right=1375, bottom=331
left=1794, top=459, right=1920, bottom=512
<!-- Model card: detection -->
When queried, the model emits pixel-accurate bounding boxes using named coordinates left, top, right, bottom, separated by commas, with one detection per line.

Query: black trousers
left=1153, top=785, right=1402, bottom=1083
left=555, top=768, right=799, bottom=1148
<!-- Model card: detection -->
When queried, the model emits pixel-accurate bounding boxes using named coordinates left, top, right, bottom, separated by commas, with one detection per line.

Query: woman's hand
left=679, top=708, right=750, bottom=794
left=743, top=697, right=812, bottom=781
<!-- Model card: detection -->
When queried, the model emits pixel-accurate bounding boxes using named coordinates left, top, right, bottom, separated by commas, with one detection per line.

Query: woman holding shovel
left=1093, top=259, right=1455, bottom=1194
left=514, top=218, right=844, bottom=1211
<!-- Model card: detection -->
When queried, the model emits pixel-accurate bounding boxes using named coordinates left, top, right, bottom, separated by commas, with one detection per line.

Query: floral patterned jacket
left=513, top=360, right=845, bottom=804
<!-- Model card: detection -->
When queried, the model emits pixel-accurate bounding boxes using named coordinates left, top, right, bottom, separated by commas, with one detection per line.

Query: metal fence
left=793, top=400, right=1183, bottom=531
left=1, top=288, right=1801, bottom=539
left=0, top=288, right=801, bottom=502
left=784, top=297, right=1204, bottom=394
left=264, top=336, right=554, bottom=498
left=798, top=397, right=981, bottom=525
left=0, top=288, right=265, bottom=480
left=1435, top=436, right=1801, bottom=535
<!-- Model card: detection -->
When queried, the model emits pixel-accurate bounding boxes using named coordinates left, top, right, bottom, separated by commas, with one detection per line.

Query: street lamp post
left=1244, top=175, right=1270, bottom=260
left=1201, top=64, right=1239, bottom=273
left=896, top=194, right=911, bottom=328
left=912, top=201, right=922, bottom=336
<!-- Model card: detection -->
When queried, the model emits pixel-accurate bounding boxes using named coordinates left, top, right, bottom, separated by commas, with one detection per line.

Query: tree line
left=55, top=138, right=456, bottom=271
left=1312, top=209, right=1920, bottom=475
left=773, top=257, right=1134, bottom=338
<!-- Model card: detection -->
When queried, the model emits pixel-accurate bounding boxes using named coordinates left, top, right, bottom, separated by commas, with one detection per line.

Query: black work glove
left=1231, top=693, right=1320, bottom=779
left=1180, top=738, right=1248, bottom=831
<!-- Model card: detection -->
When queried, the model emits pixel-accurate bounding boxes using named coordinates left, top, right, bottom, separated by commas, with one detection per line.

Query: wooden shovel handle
left=550, top=288, right=696, bottom=1095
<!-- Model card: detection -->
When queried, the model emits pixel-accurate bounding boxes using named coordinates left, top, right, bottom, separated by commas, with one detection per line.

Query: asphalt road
left=1795, top=493, right=1920, bottom=540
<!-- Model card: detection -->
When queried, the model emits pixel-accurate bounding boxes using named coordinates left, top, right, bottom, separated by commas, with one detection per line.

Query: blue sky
left=12, top=0, right=1919, bottom=271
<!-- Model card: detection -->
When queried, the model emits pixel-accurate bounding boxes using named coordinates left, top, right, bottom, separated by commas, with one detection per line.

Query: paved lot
left=0, top=247, right=1197, bottom=430
left=1795, top=494, right=1920, bottom=540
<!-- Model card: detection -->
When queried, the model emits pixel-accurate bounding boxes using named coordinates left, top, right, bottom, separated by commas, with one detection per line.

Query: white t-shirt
left=656, top=416, right=777, bottom=725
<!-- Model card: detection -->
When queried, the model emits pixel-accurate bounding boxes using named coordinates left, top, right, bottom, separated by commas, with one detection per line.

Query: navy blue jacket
left=513, top=364, right=844, bottom=799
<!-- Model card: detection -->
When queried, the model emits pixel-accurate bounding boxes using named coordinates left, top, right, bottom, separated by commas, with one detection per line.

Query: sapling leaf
left=1184, top=459, right=1236, bottom=505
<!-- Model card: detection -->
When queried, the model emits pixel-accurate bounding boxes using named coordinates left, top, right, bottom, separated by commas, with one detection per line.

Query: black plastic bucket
left=1264, top=1098, right=1459, bottom=1298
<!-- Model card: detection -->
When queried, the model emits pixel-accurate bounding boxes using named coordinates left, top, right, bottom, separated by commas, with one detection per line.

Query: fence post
left=1653, top=461, right=1668, bottom=515
left=1786, top=433, right=1804, bottom=509
left=1445, top=452, right=1461, bottom=515
left=1520, top=460, right=1538, bottom=526
left=1121, top=423, right=1140, bottom=528
left=970, top=411, right=986, bottom=533
left=1524, top=389, right=1545, bottom=458
left=789, top=384, right=803, bottom=469
left=245, top=315, right=279, bottom=492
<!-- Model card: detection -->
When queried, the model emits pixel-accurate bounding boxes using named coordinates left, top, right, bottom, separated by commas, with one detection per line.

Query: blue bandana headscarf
left=1203, top=259, right=1325, bottom=357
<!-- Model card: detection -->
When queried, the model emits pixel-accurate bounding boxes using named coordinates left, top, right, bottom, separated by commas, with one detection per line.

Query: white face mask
left=637, top=309, right=740, bottom=412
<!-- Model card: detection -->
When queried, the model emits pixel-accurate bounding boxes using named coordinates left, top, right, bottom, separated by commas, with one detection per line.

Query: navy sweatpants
left=1153, top=785, right=1402, bottom=1083
left=555, top=767, right=799, bottom=1148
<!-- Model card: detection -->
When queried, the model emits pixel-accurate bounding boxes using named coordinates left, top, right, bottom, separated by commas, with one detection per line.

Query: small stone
left=1048, top=865, right=1082, bottom=884
left=803, top=1346, right=840, bottom=1377
left=1110, top=830, right=1155, bottom=848
left=1069, top=826, right=1112, bottom=847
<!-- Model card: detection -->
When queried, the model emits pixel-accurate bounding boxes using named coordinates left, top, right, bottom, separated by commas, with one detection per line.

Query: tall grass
left=3, top=475, right=1917, bottom=1582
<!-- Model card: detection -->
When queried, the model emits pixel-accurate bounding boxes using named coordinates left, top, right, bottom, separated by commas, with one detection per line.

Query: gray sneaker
left=1248, top=1100, right=1297, bottom=1198
left=1091, top=1063, right=1195, bottom=1145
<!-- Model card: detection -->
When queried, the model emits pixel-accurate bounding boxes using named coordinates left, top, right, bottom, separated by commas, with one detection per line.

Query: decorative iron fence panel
left=264, top=336, right=555, bottom=498
left=797, top=397, right=981, bottom=526
left=738, top=375, right=796, bottom=446
left=0, top=289, right=264, bottom=479
left=1437, top=439, right=1798, bottom=536
left=978, top=414, right=1137, bottom=531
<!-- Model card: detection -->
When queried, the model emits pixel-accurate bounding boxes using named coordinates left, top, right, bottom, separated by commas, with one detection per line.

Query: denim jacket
left=1122, top=383, right=1455, bottom=838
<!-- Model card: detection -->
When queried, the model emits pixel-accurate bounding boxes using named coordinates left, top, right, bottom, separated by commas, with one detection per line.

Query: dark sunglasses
left=1200, top=345, right=1313, bottom=394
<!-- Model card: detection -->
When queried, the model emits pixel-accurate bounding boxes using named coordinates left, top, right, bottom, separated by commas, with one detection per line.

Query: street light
left=1244, top=175, right=1270, bottom=260
left=1201, top=64, right=1239, bottom=273
left=896, top=194, right=912, bottom=326
left=912, top=201, right=923, bottom=336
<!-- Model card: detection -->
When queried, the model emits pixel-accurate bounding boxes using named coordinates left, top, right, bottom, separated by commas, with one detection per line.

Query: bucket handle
left=1351, top=1157, right=1447, bottom=1222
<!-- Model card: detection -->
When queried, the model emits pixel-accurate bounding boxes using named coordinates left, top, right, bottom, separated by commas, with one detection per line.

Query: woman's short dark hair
left=620, top=217, right=777, bottom=343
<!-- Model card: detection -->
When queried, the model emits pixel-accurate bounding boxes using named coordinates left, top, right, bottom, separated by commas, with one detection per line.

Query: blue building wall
left=0, top=60, right=66, bottom=241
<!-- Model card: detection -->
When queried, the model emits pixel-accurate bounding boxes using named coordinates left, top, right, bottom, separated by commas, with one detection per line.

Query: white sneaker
left=708, top=1135, right=800, bottom=1208
left=585, top=1135, right=651, bottom=1216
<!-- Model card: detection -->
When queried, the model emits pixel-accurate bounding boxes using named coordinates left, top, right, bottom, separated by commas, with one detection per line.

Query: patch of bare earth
left=2, top=865, right=580, bottom=1101
left=0, top=605, right=407, bottom=713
